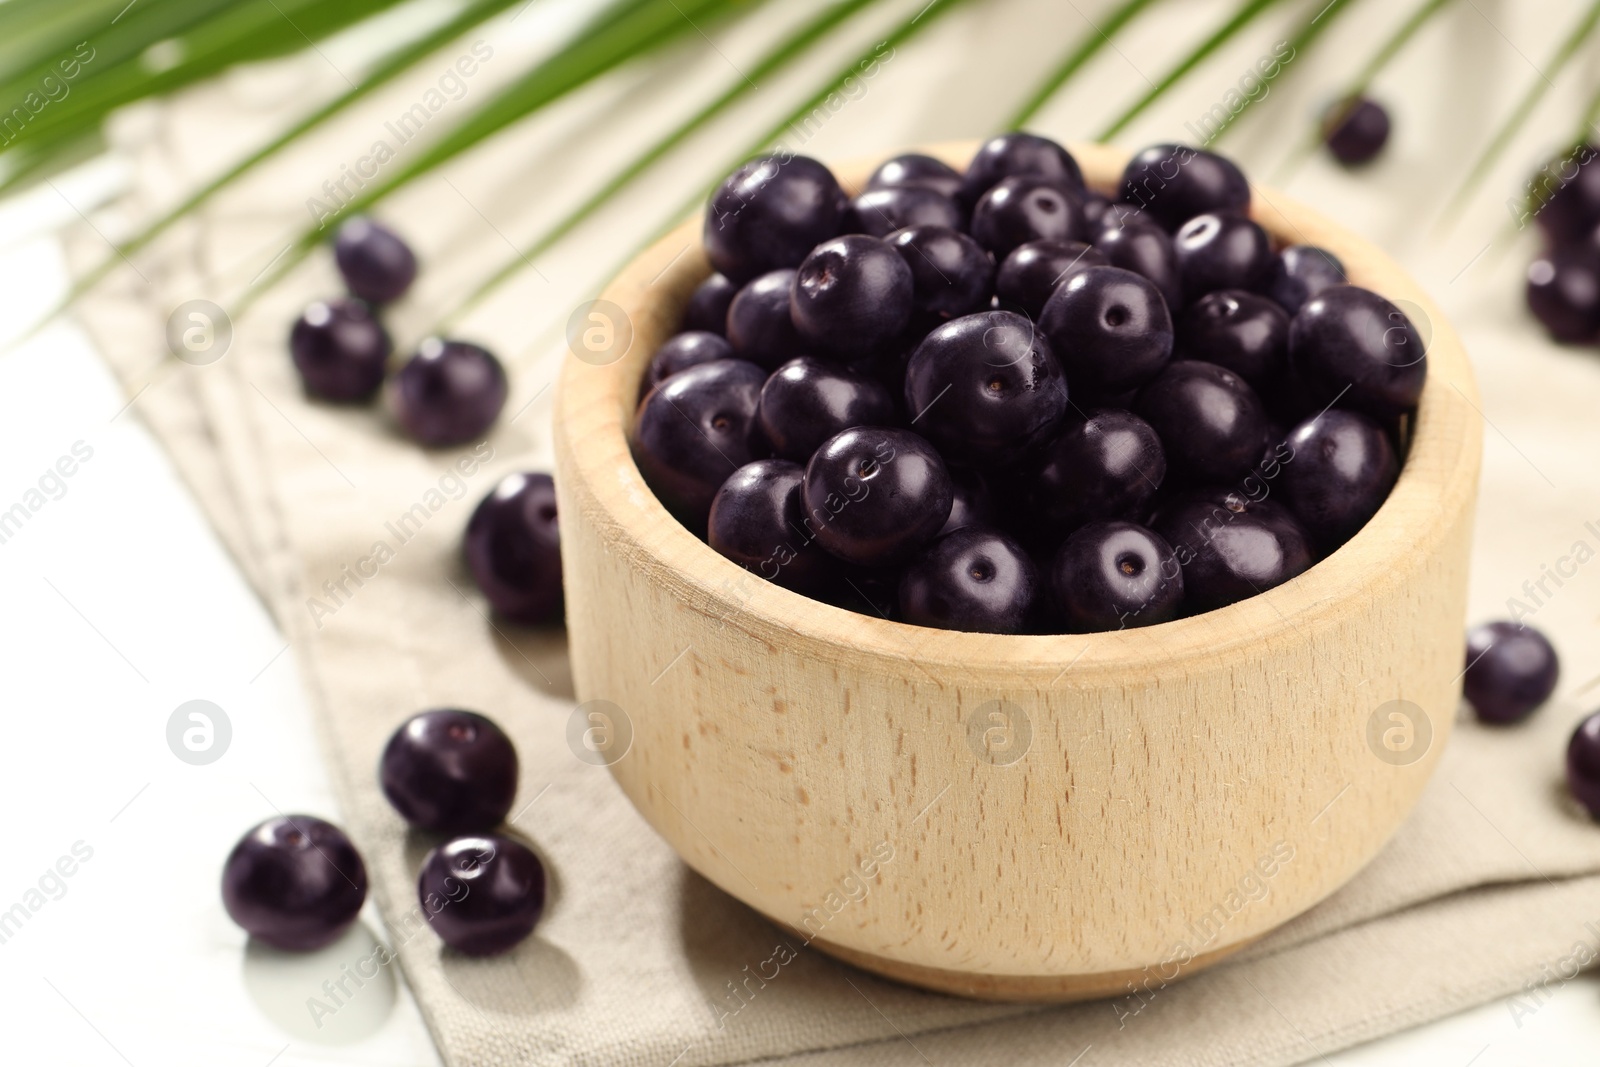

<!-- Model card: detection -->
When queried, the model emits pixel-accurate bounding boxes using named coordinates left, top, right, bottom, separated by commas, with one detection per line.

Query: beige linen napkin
left=64, top=5, right=1600, bottom=1063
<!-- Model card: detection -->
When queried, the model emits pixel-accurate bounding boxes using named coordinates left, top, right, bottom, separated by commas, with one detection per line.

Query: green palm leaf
left=1006, top=0, right=1160, bottom=131
left=1206, top=0, right=1358, bottom=145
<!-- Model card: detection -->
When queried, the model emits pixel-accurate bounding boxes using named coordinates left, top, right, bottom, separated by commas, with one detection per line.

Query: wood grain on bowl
left=552, top=141, right=1482, bottom=1001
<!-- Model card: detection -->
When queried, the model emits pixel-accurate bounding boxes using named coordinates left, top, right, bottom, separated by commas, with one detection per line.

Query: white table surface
left=4, top=1, right=1600, bottom=1063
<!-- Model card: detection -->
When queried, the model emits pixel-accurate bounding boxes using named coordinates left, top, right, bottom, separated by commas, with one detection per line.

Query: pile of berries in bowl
left=631, top=134, right=1427, bottom=635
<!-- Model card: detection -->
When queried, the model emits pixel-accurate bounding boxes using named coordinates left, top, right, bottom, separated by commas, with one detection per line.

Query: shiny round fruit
left=1038, top=265, right=1174, bottom=398
left=1323, top=97, right=1391, bottom=166
left=708, top=460, right=833, bottom=593
left=683, top=273, right=738, bottom=335
left=995, top=239, right=1108, bottom=320
left=757, top=356, right=896, bottom=463
left=1093, top=219, right=1184, bottom=310
left=726, top=269, right=804, bottom=370
left=1534, top=147, right=1600, bottom=245
left=644, top=331, right=735, bottom=395
left=1136, top=361, right=1268, bottom=485
left=289, top=298, right=391, bottom=403
left=1267, top=245, right=1347, bottom=315
left=464, top=472, right=563, bottom=624
left=1526, top=249, right=1600, bottom=344
left=1463, top=621, right=1560, bottom=725
left=1177, top=289, right=1289, bottom=391
left=632, top=359, right=766, bottom=530
left=334, top=217, right=417, bottom=304
left=1174, top=212, right=1274, bottom=298
left=848, top=186, right=963, bottom=238
left=704, top=155, right=846, bottom=284
left=222, top=815, right=368, bottom=952
left=898, top=527, right=1039, bottom=634
left=1025, top=409, right=1166, bottom=537
left=802, top=427, right=952, bottom=566
left=1277, top=409, right=1398, bottom=551
left=418, top=835, right=545, bottom=956
left=940, top=468, right=995, bottom=536
left=969, top=176, right=1087, bottom=259
left=959, top=132, right=1084, bottom=205
left=791, top=235, right=914, bottom=359
left=380, top=710, right=519, bottom=833
left=1288, top=285, right=1427, bottom=417
left=886, top=225, right=994, bottom=327
left=1566, top=711, right=1600, bottom=818
left=1051, top=521, right=1183, bottom=632
left=1118, top=144, right=1251, bottom=232
left=903, top=310, right=1069, bottom=465
left=391, top=339, right=508, bottom=447
left=1153, top=491, right=1313, bottom=612
left=868, top=153, right=964, bottom=200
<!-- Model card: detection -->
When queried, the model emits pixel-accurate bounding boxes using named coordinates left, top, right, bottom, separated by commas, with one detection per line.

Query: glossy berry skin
left=1051, top=521, right=1183, bottom=633
left=1137, top=361, right=1268, bottom=485
left=940, top=468, right=994, bottom=536
left=758, top=357, right=895, bottom=463
left=1025, top=410, right=1166, bottom=537
left=1153, top=491, right=1313, bottom=612
left=1038, top=266, right=1174, bottom=398
left=289, top=298, right=390, bottom=403
left=464, top=472, right=563, bottom=624
left=1268, top=245, right=1347, bottom=315
left=791, top=235, right=914, bottom=359
left=802, top=427, right=952, bottom=567
left=222, top=815, right=368, bottom=952
left=704, top=155, right=846, bottom=284
left=708, top=460, right=832, bottom=593
left=418, top=835, right=544, bottom=957
left=959, top=132, right=1085, bottom=206
left=969, top=176, right=1087, bottom=259
left=848, top=186, right=963, bottom=238
left=1288, top=285, right=1427, bottom=417
left=868, top=153, right=964, bottom=200
left=726, top=269, right=804, bottom=370
left=1177, top=290, right=1289, bottom=392
left=1081, top=192, right=1115, bottom=233
left=683, top=273, right=738, bottom=335
left=334, top=217, right=417, bottom=304
left=995, top=239, right=1108, bottom=319
left=632, top=359, right=766, bottom=530
left=886, top=225, right=994, bottom=327
left=1119, top=144, right=1251, bottom=232
left=1174, top=212, right=1273, bottom=298
left=1277, top=410, right=1398, bottom=551
left=1567, top=712, right=1600, bottom=818
left=898, top=527, right=1038, bottom=634
left=1323, top=97, right=1390, bottom=166
left=1534, top=147, right=1600, bottom=244
left=1463, top=621, right=1560, bottom=725
left=903, top=310, right=1069, bottom=465
left=380, top=710, right=518, bottom=833
left=391, top=339, right=507, bottom=447
left=1093, top=220, right=1184, bottom=311
left=1526, top=249, right=1600, bottom=343
left=644, top=331, right=734, bottom=395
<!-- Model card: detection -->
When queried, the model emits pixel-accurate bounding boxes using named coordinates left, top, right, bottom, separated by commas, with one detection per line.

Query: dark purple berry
left=1463, top=621, right=1560, bottom=725
left=1153, top=490, right=1313, bottom=612
left=334, top=217, right=417, bottom=304
left=391, top=339, right=507, bottom=447
left=708, top=460, right=832, bottom=593
left=802, top=427, right=951, bottom=566
left=1288, top=285, right=1427, bottom=417
left=1526, top=249, right=1600, bottom=343
left=1267, top=245, right=1347, bottom=315
left=1567, top=711, right=1600, bottom=817
left=898, top=527, right=1038, bottom=634
left=1080, top=192, right=1115, bottom=232
left=683, top=273, right=738, bottom=335
left=418, top=835, right=544, bottom=956
left=886, top=225, right=994, bottom=326
left=726, top=269, right=804, bottom=370
left=1025, top=410, right=1166, bottom=537
left=289, top=298, right=390, bottom=403
left=1174, top=212, right=1273, bottom=298
left=960, top=132, right=1085, bottom=206
left=1051, top=521, right=1183, bottom=632
left=1136, top=361, right=1268, bottom=485
left=996, top=239, right=1108, bottom=319
left=940, top=468, right=995, bottom=536
left=644, top=331, right=734, bottom=395
left=1277, top=409, right=1398, bottom=551
left=1038, top=265, right=1174, bottom=398
left=1323, top=97, right=1390, bottom=166
left=1177, top=290, right=1289, bottom=392
left=848, top=186, right=963, bottom=238
left=791, top=235, right=914, bottom=359
left=1532, top=146, right=1600, bottom=244
left=757, top=356, right=896, bottom=463
left=222, top=815, right=368, bottom=951
left=1119, top=144, right=1251, bottom=231
left=704, top=155, right=846, bottom=284
left=868, top=153, right=964, bottom=200
left=464, top=472, right=562, bottom=624
left=903, top=310, right=1069, bottom=465
left=1093, top=219, right=1184, bottom=310
left=969, top=176, right=1087, bottom=259
left=632, top=359, right=766, bottom=530
left=380, top=710, right=518, bottom=833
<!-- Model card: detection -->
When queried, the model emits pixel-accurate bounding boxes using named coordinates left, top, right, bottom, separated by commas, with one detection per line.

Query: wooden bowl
left=552, top=141, right=1481, bottom=1001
